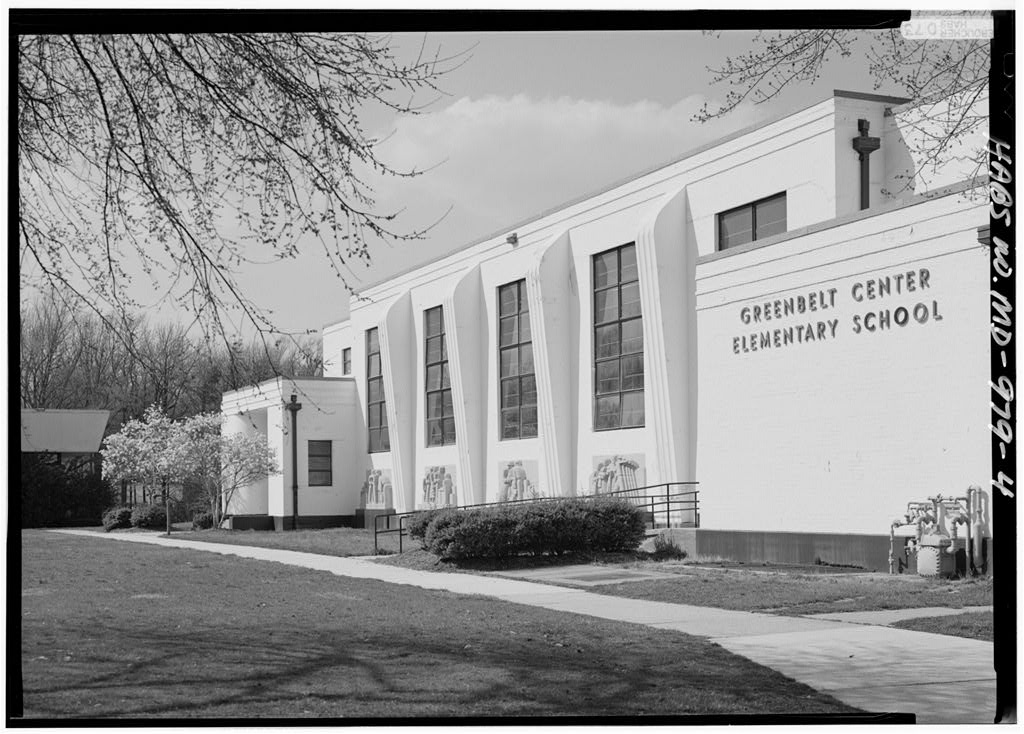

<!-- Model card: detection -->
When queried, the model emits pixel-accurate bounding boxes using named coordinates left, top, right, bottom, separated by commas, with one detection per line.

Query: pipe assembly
left=888, top=487, right=988, bottom=577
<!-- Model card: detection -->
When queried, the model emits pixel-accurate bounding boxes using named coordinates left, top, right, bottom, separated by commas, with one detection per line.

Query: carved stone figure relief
left=498, top=460, right=540, bottom=502
left=587, top=454, right=646, bottom=496
left=360, top=469, right=393, bottom=508
left=421, top=465, right=457, bottom=508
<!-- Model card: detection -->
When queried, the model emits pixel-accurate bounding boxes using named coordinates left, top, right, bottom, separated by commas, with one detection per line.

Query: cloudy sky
left=169, top=29, right=900, bottom=335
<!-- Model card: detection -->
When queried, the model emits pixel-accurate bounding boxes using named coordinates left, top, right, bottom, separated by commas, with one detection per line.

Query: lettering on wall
left=732, top=268, right=944, bottom=354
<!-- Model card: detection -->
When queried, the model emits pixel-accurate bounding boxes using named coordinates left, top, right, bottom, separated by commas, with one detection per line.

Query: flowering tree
left=104, top=406, right=280, bottom=530
left=177, top=413, right=279, bottom=527
left=101, top=405, right=187, bottom=533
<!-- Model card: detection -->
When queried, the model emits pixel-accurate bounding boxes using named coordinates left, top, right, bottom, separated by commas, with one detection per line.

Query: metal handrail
left=604, top=482, right=700, bottom=530
left=373, top=481, right=699, bottom=553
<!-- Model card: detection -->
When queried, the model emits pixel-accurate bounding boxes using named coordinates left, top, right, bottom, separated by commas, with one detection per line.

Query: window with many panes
left=308, top=440, right=332, bottom=486
left=342, top=348, right=351, bottom=375
left=717, top=192, right=787, bottom=250
left=366, top=329, right=390, bottom=453
left=498, top=280, right=537, bottom=440
left=425, top=306, right=455, bottom=446
left=593, top=243, right=644, bottom=430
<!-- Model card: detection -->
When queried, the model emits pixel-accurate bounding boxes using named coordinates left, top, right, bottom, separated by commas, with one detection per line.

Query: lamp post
left=285, top=394, right=302, bottom=530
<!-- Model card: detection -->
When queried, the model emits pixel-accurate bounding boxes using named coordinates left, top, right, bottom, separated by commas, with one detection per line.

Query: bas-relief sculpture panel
left=497, top=460, right=540, bottom=502
left=421, top=465, right=457, bottom=509
left=359, top=469, right=393, bottom=508
left=586, top=454, right=646, bottom=496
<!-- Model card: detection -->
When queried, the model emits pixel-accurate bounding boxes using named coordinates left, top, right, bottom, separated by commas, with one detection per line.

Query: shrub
left=420, top=497, right=646, bottom=561
left=130, top=504, right=167, bottom=529
left=406, top=509, right=450, bottom=549
left=649, top=531, right=687, bottom=560
left=191, top=511, right=214, bottom=530
left=585, top=496, right=650, bottom=553
left=422, top=509, right=467, bottom=558
left=102, top=506, right=133, bottom=532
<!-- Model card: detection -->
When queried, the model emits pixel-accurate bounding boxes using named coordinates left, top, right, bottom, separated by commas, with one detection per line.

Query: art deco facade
left=222, top=89, right=992, bottom=548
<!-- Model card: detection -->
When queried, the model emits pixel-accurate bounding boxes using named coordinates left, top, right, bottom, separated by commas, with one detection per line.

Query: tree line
left=20, top=290, right=324, bottom=432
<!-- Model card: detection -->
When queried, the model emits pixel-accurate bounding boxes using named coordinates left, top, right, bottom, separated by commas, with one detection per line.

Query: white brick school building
left=221, top=90, right=993, bottom=569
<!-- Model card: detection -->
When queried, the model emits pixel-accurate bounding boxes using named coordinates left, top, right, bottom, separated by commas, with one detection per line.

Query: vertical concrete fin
left=379, top=293, right=415, bottom=513
left=635, top=186, right=697, bottom=484
left=526, top=230, right=575, bottom=497
left=446, top=266, right=486, bottom=505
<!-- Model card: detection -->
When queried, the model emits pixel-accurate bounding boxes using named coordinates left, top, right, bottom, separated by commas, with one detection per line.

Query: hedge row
left=408, top=497, right=646, bottom=561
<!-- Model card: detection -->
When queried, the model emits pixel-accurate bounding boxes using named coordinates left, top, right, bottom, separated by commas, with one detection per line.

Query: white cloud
left=373, top=93, right=766, bottom=248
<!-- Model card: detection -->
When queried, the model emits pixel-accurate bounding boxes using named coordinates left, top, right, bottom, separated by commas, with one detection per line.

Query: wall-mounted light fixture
left=506, top=233, right=519, bottom=246
left=852, top=119, right=880, bottom=211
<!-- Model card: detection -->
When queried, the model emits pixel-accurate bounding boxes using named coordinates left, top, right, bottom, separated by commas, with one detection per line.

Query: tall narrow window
left=425, top=306, right=455, bottom=446
left=593, top=243, right=644, bottom=430
left=342, top=348, right=352, bottom=375
left=366, top=328, right=389, bottom=453
left=308, top=440, right=332, bottom=486
left=498, top=280, right=537, bottom=439
left=717, top=192, right=787, bottom=250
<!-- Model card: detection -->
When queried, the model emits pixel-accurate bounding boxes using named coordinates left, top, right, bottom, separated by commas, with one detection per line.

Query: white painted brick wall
left=695, top=192, right=990, bottom=535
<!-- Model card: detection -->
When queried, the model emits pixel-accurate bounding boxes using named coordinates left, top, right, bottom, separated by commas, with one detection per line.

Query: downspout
left=964, top=488, right=974, bottom=575
left=968, top=485, right=985, bottom=573
left=888, top=520, right=899, bottom=574
left=285, top=394, right=303, bottom=530
left=851, top=119, right=880, bottom=210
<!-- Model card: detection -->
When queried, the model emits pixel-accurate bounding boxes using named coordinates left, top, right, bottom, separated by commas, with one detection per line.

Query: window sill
left=592, top=424, right=645, bottom=433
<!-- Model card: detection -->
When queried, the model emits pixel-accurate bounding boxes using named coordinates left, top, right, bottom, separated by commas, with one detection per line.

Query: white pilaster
left=379, top=293, right=416, bottom=513
left=635, top=186, right=697, bottom=484
left=525, top=231, right=576, bottom=496
left=444, top=266, right=486, bottom=505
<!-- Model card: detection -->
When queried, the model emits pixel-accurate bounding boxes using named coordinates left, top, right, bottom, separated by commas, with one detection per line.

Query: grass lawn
left=577, top=564, right=993, bottom=616
left=373, top=547, right=639, bottom=573
left=892, top=612, right=994, bottom=642
left=379, top=550, right=993, bottom=616
left=145, top=528, right=995, bottom=619
left=164, top=527, right=401, bottom=556
left=17, top=530, right=860, bottom=720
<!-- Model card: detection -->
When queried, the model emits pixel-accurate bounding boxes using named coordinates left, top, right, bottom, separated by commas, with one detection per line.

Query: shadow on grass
left=22, top=618, right=855, bottom=719
left=19, top=530, right=858, bottom=720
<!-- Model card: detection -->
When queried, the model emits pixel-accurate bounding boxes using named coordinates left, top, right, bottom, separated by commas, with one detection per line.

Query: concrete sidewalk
left=805, top=605, right=992, bottom=625
left=51, top=530, right=996, bottom=723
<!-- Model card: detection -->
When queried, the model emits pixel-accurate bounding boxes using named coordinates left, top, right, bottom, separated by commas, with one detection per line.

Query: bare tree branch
left=18, top=32, right=463, bottom=377
left=694, top=23, right=990, bottom=191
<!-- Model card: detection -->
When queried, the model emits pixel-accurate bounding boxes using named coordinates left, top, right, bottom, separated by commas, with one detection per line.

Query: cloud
left=373, top=93, right=766, bottom=246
